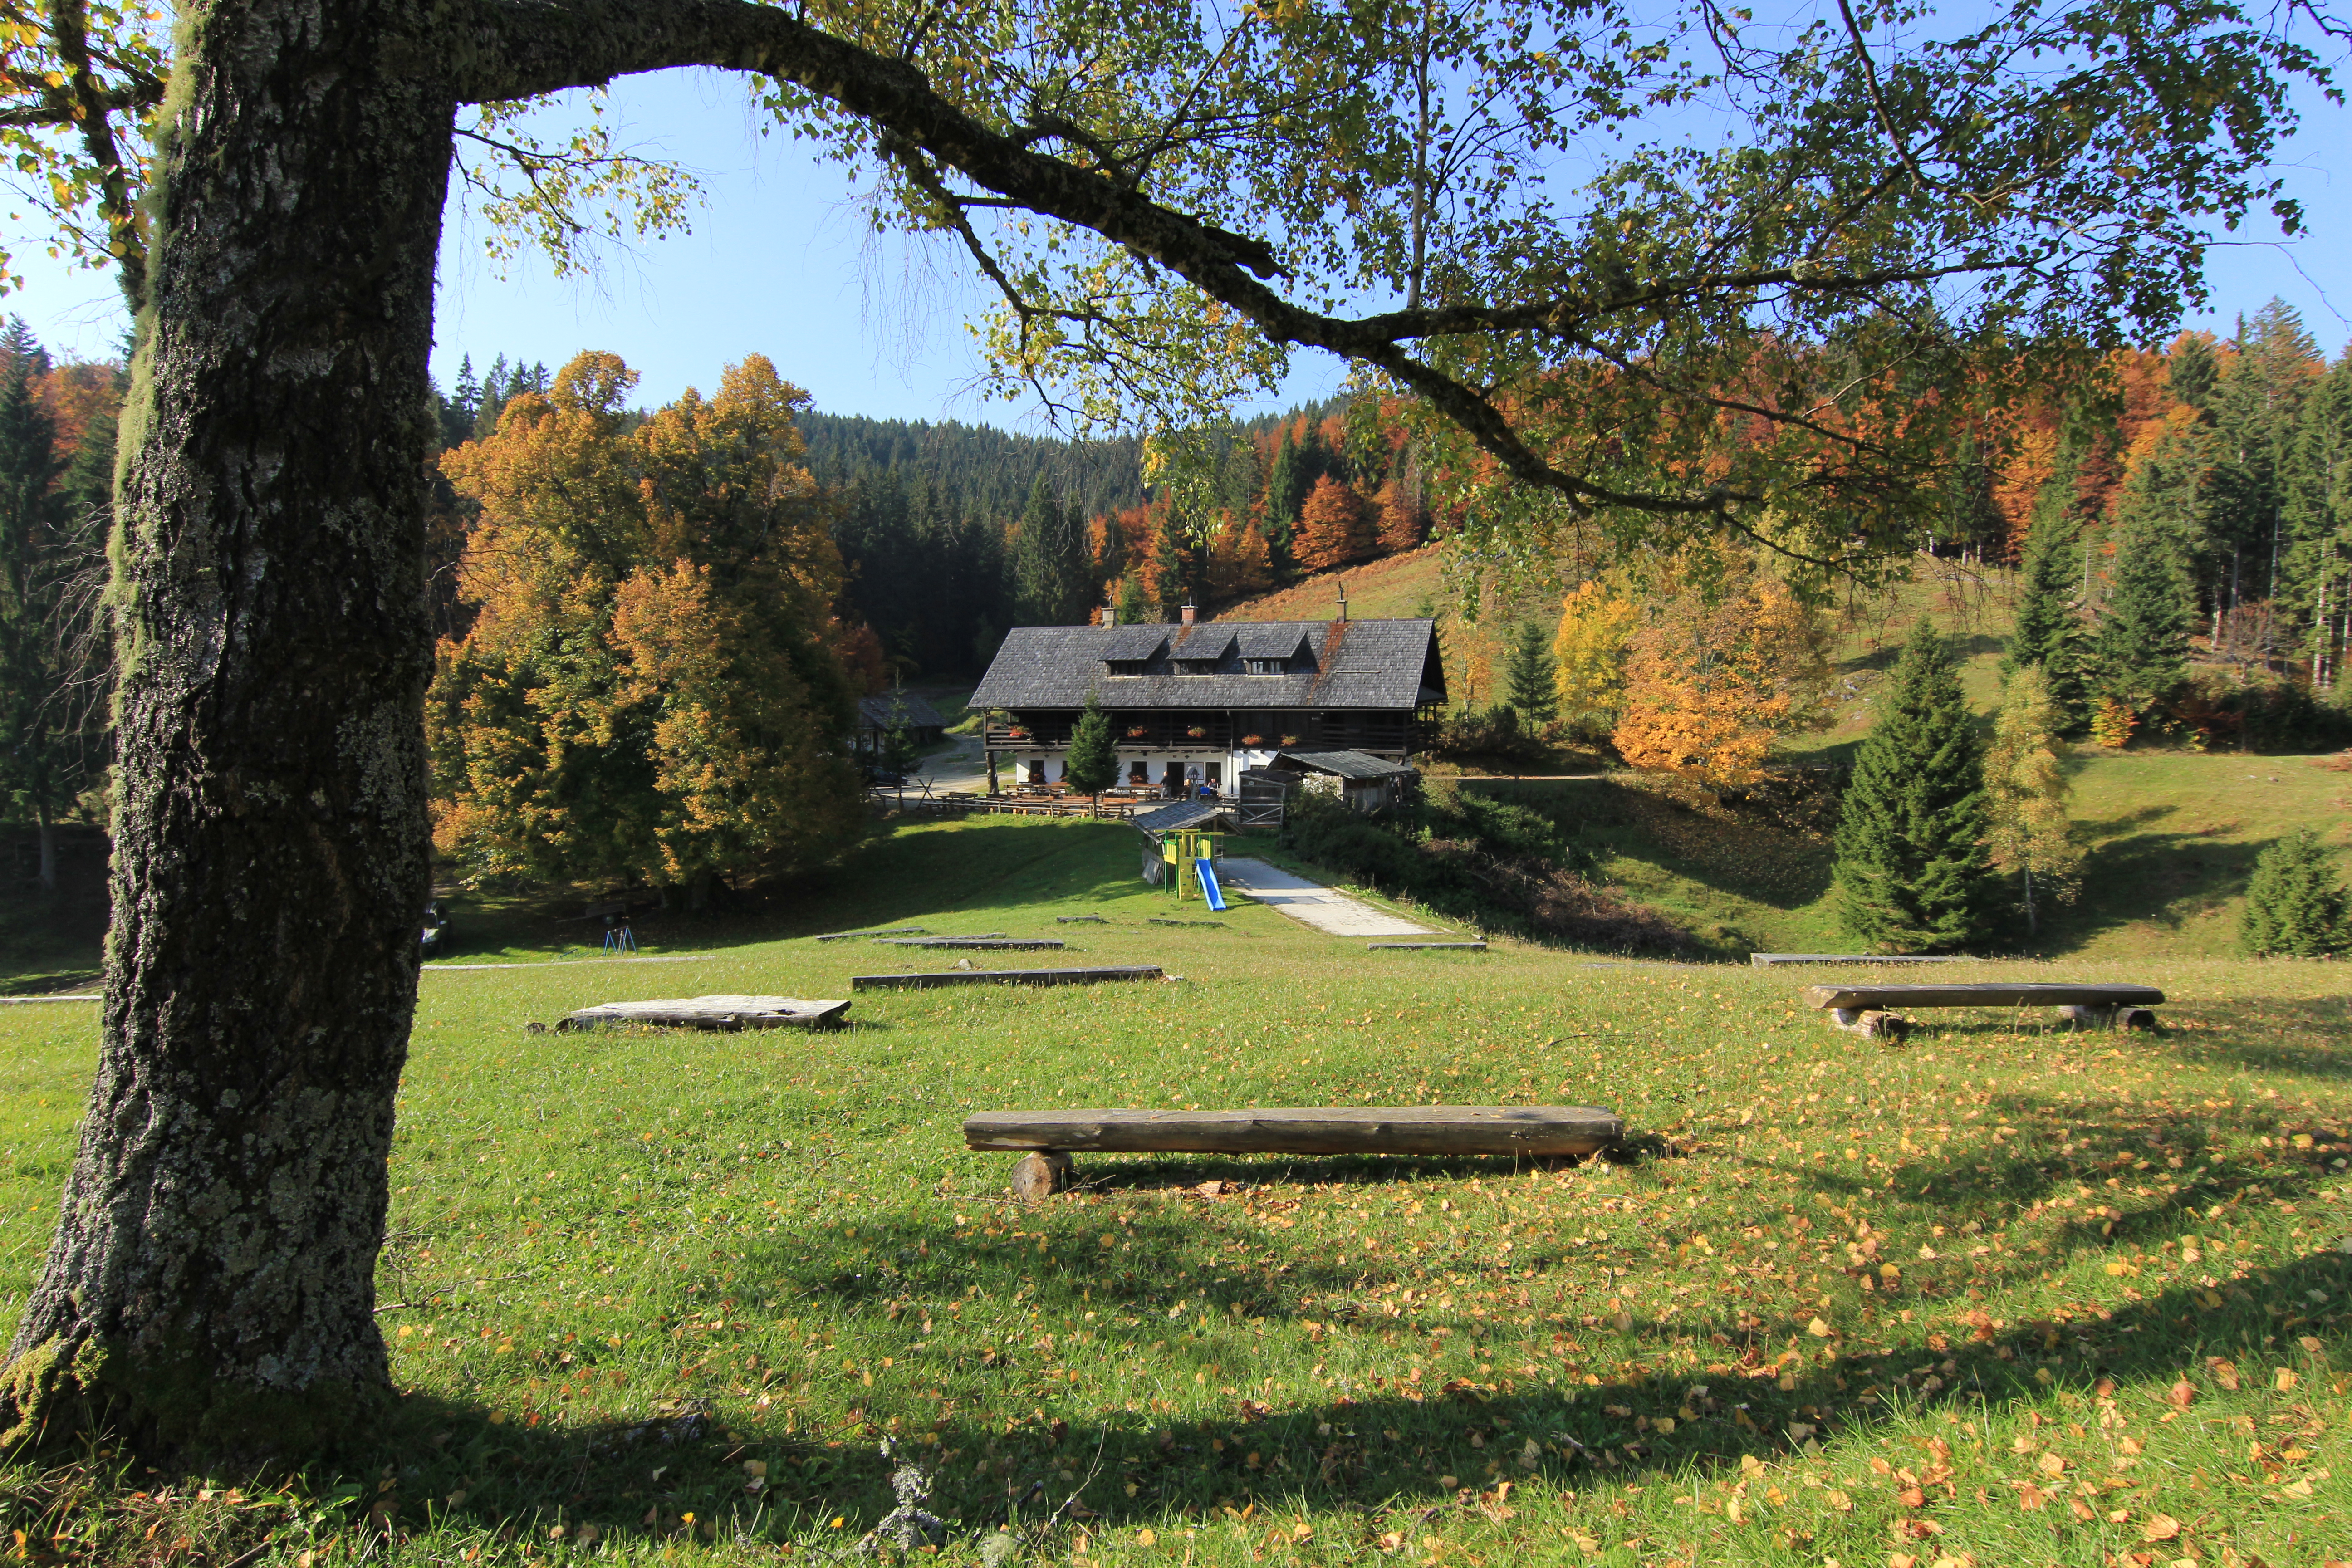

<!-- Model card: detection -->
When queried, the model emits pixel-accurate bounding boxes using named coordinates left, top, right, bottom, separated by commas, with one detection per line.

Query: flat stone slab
left=815, top=926, right=928, bottom=942
left=1369, top=941, right=1488, bottom=951
left=1801, top=982, right=2164, bottom=1010
left=559, top=995, right=849, bottom=1030
left=853, top=965, right=1163, bottom=990
left=1213, top=858, right=1434, bottom=938
left=965, top=1105, right=1622, bottom=1157
left=872, top=937, right=1062, bottom=950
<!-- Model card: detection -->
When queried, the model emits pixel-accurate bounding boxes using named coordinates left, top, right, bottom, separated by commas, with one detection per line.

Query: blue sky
left=9, top=48, right=2347, bottom=429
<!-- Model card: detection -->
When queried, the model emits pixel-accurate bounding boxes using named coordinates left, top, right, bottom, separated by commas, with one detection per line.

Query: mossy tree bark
left=1, top=0, right=456, bottom=1454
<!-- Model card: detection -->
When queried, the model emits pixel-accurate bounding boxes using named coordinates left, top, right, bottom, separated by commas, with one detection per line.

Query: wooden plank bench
left=1750, top=953, right=1963, bottom=967
left=1369, top=941, right=1488, bottom=951
left=554, top=995, right=849, bottom=1031
left=852, top=965, right=1162, bottom=991
left=1802, top=981, right=2164, bottom=1038
left=965, top=1105, right=1624, bottom=1198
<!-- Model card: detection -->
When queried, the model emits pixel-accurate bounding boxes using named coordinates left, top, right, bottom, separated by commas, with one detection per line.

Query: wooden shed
left=1267, top=749, right=1417, bottom=813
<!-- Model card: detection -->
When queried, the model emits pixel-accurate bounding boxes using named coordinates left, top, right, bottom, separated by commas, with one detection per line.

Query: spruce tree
left=2092, top=514, right=2193, bottom=719
left=2239, top=828, right=2352, bottom=957
left=2004, top=482, right=2090, bottom=730
left=1832, top=620, right=1996, bottom=952
left=1063, top=694, right=1119, bottom=813
left=1503, top=619, right=1558, bottom=727
left=1264, top=433, right=1309, bottom=549
left=1012, top=476, right=1093, bottom=624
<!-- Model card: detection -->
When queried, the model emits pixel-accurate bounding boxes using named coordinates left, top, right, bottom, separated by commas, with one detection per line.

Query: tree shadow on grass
left=319, top=1100, right=2350, bottom=1558
left=2032, top=806, right=2267, bottom=954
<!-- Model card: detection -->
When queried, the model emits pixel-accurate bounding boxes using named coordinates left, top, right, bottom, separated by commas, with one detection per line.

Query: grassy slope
left=3, top=814, right=2345, bottom=1568
left=1224, top=552, right=2352, bottom=960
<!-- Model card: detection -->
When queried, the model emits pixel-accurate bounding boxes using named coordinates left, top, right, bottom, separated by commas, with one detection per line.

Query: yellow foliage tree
left=429, top=351, right=863, bottom=897
left=1552, top=578, right=1637, bottom=735
left=1610, top=553, right=1833, bottom=788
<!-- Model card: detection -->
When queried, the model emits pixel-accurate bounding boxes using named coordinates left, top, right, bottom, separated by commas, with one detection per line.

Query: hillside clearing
left=1, top=816, right=2344, bottom=1566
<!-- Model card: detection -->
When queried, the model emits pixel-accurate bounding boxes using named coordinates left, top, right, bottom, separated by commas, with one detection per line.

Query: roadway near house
left=1214, top=857, right=1436, bottom=939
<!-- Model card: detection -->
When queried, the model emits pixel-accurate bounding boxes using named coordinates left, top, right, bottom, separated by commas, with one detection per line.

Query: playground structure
left=1162, top=826, right=1228, bottom=911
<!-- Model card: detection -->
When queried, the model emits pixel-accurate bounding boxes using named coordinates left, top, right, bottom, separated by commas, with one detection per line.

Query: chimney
left=1102, top=599, right=1117, bottom=628
left=1336, top=578, right=1349, bottom=622
left=1180, top=600, right=1197, bottom=627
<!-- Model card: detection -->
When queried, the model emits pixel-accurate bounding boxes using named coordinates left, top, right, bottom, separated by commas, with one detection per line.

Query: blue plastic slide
left=1196, top=859, right=1229, bottom=911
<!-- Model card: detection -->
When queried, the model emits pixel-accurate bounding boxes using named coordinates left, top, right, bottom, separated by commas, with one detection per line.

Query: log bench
left=964, top=1105, right=1624, bottom=1199
left=1801, top=981, right=2164, bottom=1038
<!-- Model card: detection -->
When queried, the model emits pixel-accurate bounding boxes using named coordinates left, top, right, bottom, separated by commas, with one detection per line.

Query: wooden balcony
left=983, top=711, right=1415, bottom=755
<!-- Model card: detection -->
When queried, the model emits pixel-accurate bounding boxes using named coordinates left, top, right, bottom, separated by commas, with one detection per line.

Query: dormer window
left=1105, top=659, right=1150, bottom=677
left=1244, top=657, right=1286, bottom=675
left=1174, top=659, right=1222, bottom=676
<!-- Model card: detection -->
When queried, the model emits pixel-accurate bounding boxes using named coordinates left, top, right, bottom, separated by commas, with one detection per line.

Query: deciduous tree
left=1610, top=552, right=1831, bottom=788
left=430, top=351, right=862, bottom=902
left=1292, top=475, right=1376, bottom=573
left=1551, top=578, right=1636, bottom=737
left=1983, top=666, right=2083, bottom=939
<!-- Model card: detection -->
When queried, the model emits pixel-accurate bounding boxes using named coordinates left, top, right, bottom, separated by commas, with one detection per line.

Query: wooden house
left=969, top=605, right=1445, bottom=795
left=855, top=692, right=948, bottom=757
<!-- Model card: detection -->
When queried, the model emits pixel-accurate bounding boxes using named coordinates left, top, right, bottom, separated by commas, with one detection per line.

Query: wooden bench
left=852, top=965, right=1163, bottom=991
left=965, top=1105, right=1624, bottom=1198
left=1802, top=982, right=2164, bottom=1038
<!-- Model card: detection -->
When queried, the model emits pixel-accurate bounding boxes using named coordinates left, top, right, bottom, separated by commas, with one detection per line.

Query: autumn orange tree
left=1293, top=475, right=1377, bottom=572
left=1609, top=550, right=1834, bottom=788
left=429, top=351, right=862, bottom=902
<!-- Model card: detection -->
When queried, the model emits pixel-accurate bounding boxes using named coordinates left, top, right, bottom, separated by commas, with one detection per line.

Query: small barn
left=1268, top=749, right=1417, bottom=813
left=856, top=692, right=948, bottom=756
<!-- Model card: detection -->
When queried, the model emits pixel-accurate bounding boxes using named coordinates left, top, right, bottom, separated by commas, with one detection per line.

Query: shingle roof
left=971, top=619, right=1445, bottom=711
left=1129, top=800, right=1235, bottom=834
left=1235, top=625, right=1310, bottom=659
left=857, top=693, right=948, bottom=730
left=1101, top=625, right=1169, bottom=661
left=1171, top=627, right=1236, bottom=662
left=1272, top=750, right=1418, bottom=779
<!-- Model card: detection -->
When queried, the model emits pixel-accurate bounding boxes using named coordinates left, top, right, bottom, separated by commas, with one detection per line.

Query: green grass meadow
left=4, top=815, right=2347, bottom=1567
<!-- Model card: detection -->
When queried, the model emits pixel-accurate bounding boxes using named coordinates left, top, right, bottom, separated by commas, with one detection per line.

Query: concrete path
left=1215, top=858, right=1437, bottom=938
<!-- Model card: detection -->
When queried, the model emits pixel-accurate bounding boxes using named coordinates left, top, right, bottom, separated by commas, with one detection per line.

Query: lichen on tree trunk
left=1, top=0, right=456, bottom=1456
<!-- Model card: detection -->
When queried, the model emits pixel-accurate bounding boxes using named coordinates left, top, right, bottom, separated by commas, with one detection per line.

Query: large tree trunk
left=0, top=0, right=454, bottom=1457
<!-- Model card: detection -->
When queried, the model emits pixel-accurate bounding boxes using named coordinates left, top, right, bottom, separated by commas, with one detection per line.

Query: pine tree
left=1063, top=693, right=1119, bottom=811
left=2004, top=483, right=2091, bottom=730
left=2092, top=514, right=2193, bottom=720
left=2239, top=828, right=2352, bottom=956
left=1983, top=665, right=2083, bottom=940
left=1832, top=620, right=1996, bottom=952
left=1502, top=618, right=1558, bottom=728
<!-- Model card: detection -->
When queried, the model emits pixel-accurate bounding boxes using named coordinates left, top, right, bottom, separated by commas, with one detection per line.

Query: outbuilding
left=1265, top=749, right=1417, bottom=813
